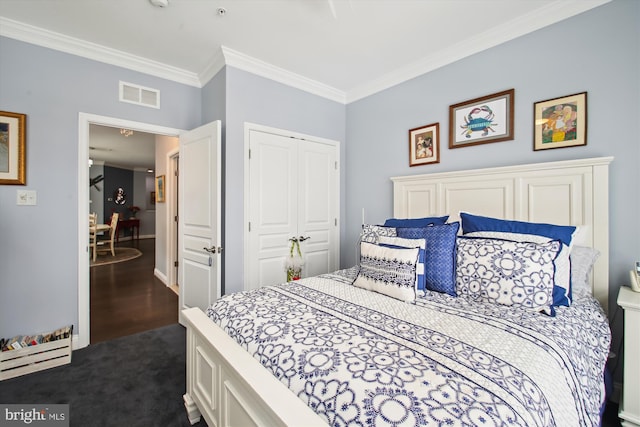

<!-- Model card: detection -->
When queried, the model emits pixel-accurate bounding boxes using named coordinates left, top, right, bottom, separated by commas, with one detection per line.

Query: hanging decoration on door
left=284, top=236, right=310, bottom=281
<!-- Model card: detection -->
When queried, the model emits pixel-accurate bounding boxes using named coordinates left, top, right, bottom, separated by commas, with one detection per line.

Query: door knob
left=203, top=246, right=224, bottom=253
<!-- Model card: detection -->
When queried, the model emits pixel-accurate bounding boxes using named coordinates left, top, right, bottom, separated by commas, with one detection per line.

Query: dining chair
left=89, top=213, right=98, bottom=262
left=97, top=212, right=119, bottom=258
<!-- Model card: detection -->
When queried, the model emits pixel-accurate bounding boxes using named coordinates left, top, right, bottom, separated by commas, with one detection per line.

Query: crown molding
left=0, top=17, right=201, bottom=88
left=345, top=0, right=611, bottom=103
left=1, top=0, right=609, bottom=104
left=220, top=46, right=346, bottom=104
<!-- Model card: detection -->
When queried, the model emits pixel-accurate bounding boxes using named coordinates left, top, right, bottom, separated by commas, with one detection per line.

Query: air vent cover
left=119, top=81, right=160, bottom=109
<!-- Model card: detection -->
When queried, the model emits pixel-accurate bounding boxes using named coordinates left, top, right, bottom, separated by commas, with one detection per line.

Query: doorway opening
left=78, top=113, right=182, bottom=349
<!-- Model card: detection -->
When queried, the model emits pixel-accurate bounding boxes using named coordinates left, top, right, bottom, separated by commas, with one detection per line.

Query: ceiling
left=0, top=0, right=609, bottom=169
left=89, top=125, right=157, bottom=171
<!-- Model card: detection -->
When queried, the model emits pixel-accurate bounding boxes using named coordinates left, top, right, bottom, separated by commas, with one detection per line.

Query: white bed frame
left=182, top=156, right=613, bottom=426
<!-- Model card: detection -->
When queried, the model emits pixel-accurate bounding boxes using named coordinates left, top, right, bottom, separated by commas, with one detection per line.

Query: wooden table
left=115, top=218, right=140, bottom=243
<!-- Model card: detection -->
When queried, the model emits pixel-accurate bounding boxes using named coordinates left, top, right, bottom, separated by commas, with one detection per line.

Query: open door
left=178, top=121, right=222, bottom=324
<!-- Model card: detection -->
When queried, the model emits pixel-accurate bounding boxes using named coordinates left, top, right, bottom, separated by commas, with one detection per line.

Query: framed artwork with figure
left=534, top=92, right=587, bottom=151
left=409, top=122, right=440, bottom=167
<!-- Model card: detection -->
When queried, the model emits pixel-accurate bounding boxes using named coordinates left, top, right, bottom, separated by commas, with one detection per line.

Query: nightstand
left=618, top=284, right=640, bottom=427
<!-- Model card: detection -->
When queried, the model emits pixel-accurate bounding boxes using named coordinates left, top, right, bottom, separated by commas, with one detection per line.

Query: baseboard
left=154, top=268, right=168, bottom=286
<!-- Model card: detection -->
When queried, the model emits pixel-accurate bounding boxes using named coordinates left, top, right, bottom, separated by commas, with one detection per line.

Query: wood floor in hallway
left=90, top=238, right=178, bottom=344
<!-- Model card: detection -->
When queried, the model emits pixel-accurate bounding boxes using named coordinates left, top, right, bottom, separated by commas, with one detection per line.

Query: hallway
left=90, top=238, right=178, bottom=344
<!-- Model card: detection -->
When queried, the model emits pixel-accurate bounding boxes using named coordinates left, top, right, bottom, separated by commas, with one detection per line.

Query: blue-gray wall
left=344, top=0, right=639, bottom=383
left=0, top=37, right=201, bottom=338
left=215, top=67, right=346, bottom=294
left=344, top=0, right=639, bottom=314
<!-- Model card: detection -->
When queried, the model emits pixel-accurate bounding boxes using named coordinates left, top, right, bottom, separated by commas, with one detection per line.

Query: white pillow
left=456, top=237, right=561, bottom=312
left=570, top=245, right=600, bottom=299
left=466, top=231, right=572, bottom=307
left=378, top=236, right=425, bottom=292
left=354, top=242, right=419, bottom=303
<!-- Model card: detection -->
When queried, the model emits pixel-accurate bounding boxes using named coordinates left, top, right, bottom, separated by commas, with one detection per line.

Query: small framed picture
left=150, top=191, right=156, bottom=205
left=449, top=89, right=514, bottom=149
left=0, top=111, right=27, bottom=185
left=155, top=175, right=165, bottom=203
left=409, top=122, right=440, bottom=167
left=533, top=92, right=587, bottom=151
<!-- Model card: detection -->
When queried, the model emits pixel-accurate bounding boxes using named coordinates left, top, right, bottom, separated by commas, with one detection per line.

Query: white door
left=178, top=120, right=222, bottom=323
left=247, top=129, right=339, bottom=290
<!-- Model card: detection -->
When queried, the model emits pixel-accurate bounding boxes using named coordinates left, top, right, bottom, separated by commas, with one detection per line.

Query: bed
left=183, top=156, right=613, bottom=427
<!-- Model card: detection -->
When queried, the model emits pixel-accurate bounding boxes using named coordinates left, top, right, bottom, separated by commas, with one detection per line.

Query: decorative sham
left=353, top=242, right=418, bottom=302
left=360, top=224, right=397, bottom=243
left=456, top=236, right=561, bottom=312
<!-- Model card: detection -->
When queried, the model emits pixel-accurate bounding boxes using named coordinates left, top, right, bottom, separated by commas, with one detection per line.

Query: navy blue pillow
left=384, top=216, right=449, bottom=228
left=460, top=212, right=576, bottom=246
left=397, top=222, right=460, bottom=296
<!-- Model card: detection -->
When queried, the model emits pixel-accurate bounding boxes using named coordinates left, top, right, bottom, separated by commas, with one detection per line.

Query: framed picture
left=150, top=191, right=156, bottom=205
left=155, top=175, right=165, bottom=203
left=449, top=89, right=514, bottom=149
left=533, top=92, right=587, bottom=151
left=409, top=122, right=440, bottom=166
left=0, top=111, right=26, bottom=185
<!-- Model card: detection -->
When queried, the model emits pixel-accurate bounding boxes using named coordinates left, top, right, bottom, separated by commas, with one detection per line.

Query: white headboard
left=391, top=156, right=613, bottom=312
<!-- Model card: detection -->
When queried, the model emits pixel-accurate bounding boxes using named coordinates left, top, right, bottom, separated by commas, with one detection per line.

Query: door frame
left=165, top=149, right=180, bottom=292
left=243, top=122, right=340, bottom=291
left=77, top=112, right=182, bottom=349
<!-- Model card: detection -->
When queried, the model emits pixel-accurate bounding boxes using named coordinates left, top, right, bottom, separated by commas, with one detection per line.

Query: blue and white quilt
left=206, top=268, right=610, bottom=427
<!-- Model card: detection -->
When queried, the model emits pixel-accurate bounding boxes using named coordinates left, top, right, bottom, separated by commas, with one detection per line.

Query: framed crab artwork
left=449, top=89, right=514, bottom=149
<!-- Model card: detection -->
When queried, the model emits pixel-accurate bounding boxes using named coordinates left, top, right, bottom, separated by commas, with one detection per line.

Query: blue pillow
left=460, top=212, right=576, bottom=246
left=384, top=216, right=449, bottom=228
left=397, top=222, right=460, bottom=296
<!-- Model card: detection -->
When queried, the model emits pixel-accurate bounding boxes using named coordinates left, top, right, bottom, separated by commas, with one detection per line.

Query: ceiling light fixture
left=216, top=7, right=227, bottom=16
left=149, top=0, right=169, bottom=8
left=120, top=128, right=134, bottom=137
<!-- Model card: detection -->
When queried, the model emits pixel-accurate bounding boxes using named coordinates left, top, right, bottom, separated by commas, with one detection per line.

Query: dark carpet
left=0, top=324, right=207, bottom=427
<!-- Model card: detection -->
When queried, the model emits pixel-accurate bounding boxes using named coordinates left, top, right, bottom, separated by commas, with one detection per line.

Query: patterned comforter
left=206, top=268, right=610, bottom=427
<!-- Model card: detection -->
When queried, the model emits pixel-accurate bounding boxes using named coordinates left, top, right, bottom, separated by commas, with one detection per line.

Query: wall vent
left=119, top=81, right=160, bottom=109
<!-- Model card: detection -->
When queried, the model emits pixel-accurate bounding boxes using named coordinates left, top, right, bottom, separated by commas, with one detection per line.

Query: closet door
left=248, top=131, right=298, bottom=289
left=247, top=129, right=339, bottom=290
left=297, top=140, right=338, bottom=278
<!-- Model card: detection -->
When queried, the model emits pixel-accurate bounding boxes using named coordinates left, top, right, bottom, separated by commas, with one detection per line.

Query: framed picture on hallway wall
left=155, top=175, right=165, bottom=203
left=0, top=111, right=26, bottom=185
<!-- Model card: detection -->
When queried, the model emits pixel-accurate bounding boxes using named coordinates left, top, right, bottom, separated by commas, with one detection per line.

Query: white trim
left=77, top=112, right=183, bottom=349
left=166, top=149, right=180, bottom=291
left=1, top=0, right=610, bottom=103
left=346, top=0, right=611, bottom=103
left=0, top=17, right=201, bottom=88
left=221, top=47, right=346, bottom=104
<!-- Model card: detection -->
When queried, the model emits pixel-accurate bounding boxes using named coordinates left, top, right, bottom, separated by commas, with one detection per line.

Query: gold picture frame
left=0, top=111, right=26, bottom=185
left=409, top=122, right=440, bottom=167
left=155, top=175, right=165, bottom=203
left=534, top=92, right=587, bottom=151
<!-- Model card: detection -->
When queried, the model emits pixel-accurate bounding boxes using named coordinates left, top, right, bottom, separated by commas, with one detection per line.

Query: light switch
left=16, top=190, right=37, bottom=205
